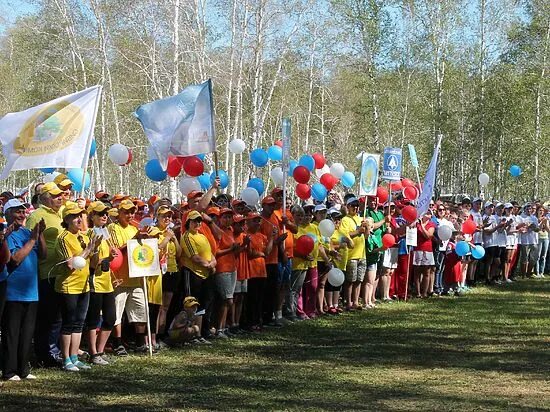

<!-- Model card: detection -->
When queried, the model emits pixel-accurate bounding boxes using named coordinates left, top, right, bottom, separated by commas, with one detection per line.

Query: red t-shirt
left=415, top=221, right=436, bottom=252
left=215, top=227, right=237, bottom=273
left=247, top=232, right=268, bottom=278
left=234, top=232, right=249, bottom=281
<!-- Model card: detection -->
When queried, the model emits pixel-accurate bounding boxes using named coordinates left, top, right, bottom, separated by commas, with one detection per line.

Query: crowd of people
left=0, top=173, right=548, bottom=381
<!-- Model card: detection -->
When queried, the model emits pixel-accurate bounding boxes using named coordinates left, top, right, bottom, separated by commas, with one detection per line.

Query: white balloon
left=229, top=139, right=246, bottom=154
left=478, top=172, right=490, bottom=186
left=43, top=171, right=60, bottom=183
left=179, top=177, right=201, bottom=196
left=146, top=145, right=158, bottom=160
left=437, top=224, right=453, bottom=242
left=315, top=164, right=331, bottom=179
left=241, top=187, right=259, bottom=206
left=270, top=167, right=284, bottom=186
left=330, top=163, right=345, bottom=179
left=327, top=267, right=345, bottom=287
left=108, top=143, right=130, bottom=166
left=319, top=219, right=335, bottom=238
left=72, top=256, right=87, bottom=270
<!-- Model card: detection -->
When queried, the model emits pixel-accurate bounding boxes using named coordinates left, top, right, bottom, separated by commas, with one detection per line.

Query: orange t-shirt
left=234, top=232, right=249, bottom=281
left=247, top=231, right=268, bottom=278
left=274, top=209, right=294, bottom=258
left=215, top=227, right=237, bottom=273
left=261, top=213, right=279, bottom=265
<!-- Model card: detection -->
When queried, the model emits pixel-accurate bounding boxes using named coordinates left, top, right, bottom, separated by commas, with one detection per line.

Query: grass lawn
left=1, top=279, right=549, bottom=411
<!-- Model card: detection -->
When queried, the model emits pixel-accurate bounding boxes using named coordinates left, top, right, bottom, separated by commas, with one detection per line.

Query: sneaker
left=382, top=298, right=394, bottom=304
left=506, top=278, right=513, bottom=283
left=197, top=337, right=212, bottom=345
left=23, top=374, right=37, bottom=380
left=73, top=360, right=91, bottom=370
left=78, top=350, right=90, bottom=363
left=157, top=340, right=170, bottom=350
left=63, top=363, right=79, bottom=372
left=113, top=345, right=128, bottom=357
left=6, top=375, right=21, bottom=381
left=92, top=355, right=109, bottom=366
left=540, top=274, right=545, bottom=278
left=223, top=329, right=236, bottom=338
left=214, top=330, right=229, bottom=339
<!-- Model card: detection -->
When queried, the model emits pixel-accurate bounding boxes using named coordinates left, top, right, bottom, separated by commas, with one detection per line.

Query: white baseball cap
left=3, top=198, right=27, bottom=213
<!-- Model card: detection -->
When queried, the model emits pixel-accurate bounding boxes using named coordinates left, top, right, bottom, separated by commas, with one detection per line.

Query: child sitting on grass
left=168, top=296, right=211, bottom=345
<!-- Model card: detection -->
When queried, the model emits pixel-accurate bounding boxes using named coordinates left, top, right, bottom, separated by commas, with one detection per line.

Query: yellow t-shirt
left=305, top=223, right=322, bottom=268
left=292, top=226, right=312, bottom=271
left=86, top=229, right=114, bottom=293
left=330, top=228, right=350, bottom=271
left=160, top=231, right=179, bottom=273
left=26, top=205, right=63, bottom=280
left=180, top=231, right=213, bottom=279
left=340, top=214, right=365, bottom=260
left=108, top=222, right=139, bottom=287
left=147, top=275, right=163, bottom=305
left=54, top=231, right=91, bottom=294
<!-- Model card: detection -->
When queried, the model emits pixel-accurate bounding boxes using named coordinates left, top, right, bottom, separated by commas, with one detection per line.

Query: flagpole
left=207, top=79, right=220, bottom=195
left=142, top=277, right=153, bottom=358
left=80, top=86, right=102, bottom=198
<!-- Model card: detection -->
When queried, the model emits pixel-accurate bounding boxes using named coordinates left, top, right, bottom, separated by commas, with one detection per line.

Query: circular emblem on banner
left=13, top=100, right=84, bottom=156
left=132, top=244, right=155, bottom=268
left=361, top=156, right=378, bottom=194
left=387, top=155, right=399, bottom=171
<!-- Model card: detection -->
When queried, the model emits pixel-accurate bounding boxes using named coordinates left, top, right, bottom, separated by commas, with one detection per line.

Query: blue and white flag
left=416, top=137, right=442, bottom=217
left=135, top=79, right=216, bottom=169
left=359, top=153, right=380, bottom=196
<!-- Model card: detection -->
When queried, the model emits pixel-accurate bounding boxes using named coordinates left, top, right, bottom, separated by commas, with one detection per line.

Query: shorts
left=114, top=286, right=147, bottom=325
left=345, top=259, right=366, bottom=283
left=277, top=259, right=292, bottom=284
left=234, top=279, right=248, bottom=294
left=520, top=244, right=537, bottom=265
left=215, top=271, right=237, bottom=299
left=382, top=248, right=398, bottom=269
left=317, top=261, right=330, bottom=276
left=162, top=271, right=182, bottom=294
left=366, top=263, right=378, bottom=272
left=413, top=251, right=435, bottom=266
left=485, top=246, right=500, bottom=259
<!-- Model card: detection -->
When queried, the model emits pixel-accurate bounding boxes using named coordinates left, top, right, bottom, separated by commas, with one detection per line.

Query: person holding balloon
left=413, top=209, right=436, bottom=298
left=503, top=203, right=519, bottom=283
left=443, top=230, right=464, bottom=295
left=55, top=203, right=102, bottom=371
left=327, top=209, right=351, bottom=314
left=83, top=201, right=118, bottom=365
left=313, top=205, right=336, bottom=316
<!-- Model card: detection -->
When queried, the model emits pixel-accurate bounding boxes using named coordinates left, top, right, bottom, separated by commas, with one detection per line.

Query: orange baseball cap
left=271, top=187, right=283, bottom=195
left=206, top=206, right=220, bottom=216
left=261, top=196, right=276, bottom=205
left=233, top=214, right=245, bottom=223
left=187, top=191, right=204, bottom=200
left=95, top=191, right=110, bottom=200
left=246, top=212, right=261, bottom=220
left=219, top=207, right=234, bottom=215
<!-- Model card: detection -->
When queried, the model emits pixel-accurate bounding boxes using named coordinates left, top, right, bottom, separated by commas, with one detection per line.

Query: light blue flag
left=134, top=79, right=216, bottom=169
left=416, top=137, right=442, bottom=217
left=408, top=144, right=419, bottom=168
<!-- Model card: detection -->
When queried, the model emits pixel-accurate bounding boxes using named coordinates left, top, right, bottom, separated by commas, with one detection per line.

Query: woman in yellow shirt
left=55, top=204, right=101, bottom=372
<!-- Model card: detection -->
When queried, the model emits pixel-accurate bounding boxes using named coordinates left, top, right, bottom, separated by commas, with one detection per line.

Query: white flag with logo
left=0, top=86, right=102, bottom=179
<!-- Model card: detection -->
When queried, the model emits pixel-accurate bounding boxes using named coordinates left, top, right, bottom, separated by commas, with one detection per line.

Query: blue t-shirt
left=0, top=266, right=7, bottom=282
left=6, top=227, right=39, bottom=302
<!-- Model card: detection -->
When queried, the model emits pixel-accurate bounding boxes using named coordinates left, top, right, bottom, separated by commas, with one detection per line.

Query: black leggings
left=247, top=278, right=266, bottom=327
left=84, top=292, right=116, bottom=331
left=148, top=303, right=160, bottom=334
left=59, top=292, right=90, bottom=335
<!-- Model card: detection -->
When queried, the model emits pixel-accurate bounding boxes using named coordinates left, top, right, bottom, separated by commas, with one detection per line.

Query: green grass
left=1, top=279, right=549, bottom=411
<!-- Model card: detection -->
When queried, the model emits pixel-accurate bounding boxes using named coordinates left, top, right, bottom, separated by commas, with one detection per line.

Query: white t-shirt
left=471, top=210, right=483, bottom=244
left=505, top=215, right=518, bottom=248
left=518, top=214, right=538, bottom=245
left=482, top=214, right=497, bottom=248
left=493, top=214, right=507, bottom=247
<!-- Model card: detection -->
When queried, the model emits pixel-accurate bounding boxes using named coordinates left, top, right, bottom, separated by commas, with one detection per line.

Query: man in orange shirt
left=232, top=214, right=249, bottom=332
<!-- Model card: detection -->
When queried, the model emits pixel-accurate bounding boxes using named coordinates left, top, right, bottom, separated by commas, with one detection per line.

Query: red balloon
left=293, top=165, right=311, bottom=184
left=403, top=186, right=419, bottom=200
left=166, top=156, right=184, bottom=177
left=402, top=178, right=415, bottom=188
left=124, top=149, right=133, bottom=166
left=295, top=183, right=311, bottom=200
left=320, top=173, right=336, bottom=190
left=183, top=156, right=204, bottom=177
left=401, top=205, right=418, bottom=222
left=274, top=140, right=283, bottom=148
left=376, top=186, right=389, bottom=204
left=462, top=219, right=477, bottom=235
left=390, top=180, right=403, bottom=191
left=382, top=233, right=396, bottom=249
left=312, top=153, right=326, bottom=169
left=296, top=235, right=314, bottom=256
left=109, top=248, right=124, bottom=271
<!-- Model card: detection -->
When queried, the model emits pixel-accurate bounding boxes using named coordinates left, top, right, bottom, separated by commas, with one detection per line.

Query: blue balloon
left=471, top=245, right=486, bottom=260
left=509, top=165, right=521, bottom=177
left=40, top=167, right=56, bottom=173
left=299, top=155, right=315, bottom=171
left=455, top=241, right=471, bottom=257
left=311, top=183, right=327, bottom=202
left=89, top=139, right=97, bottom=158
left=145, top=159, right=167, bottom=182
left=197, top=172, right=210, bottom=190
left=196, top=153, right=206, bottom=161
left=341, top=171, right=356, bottom=188
left=267, top=145, right=283, bottom=161
left=250, top=148, right=269, bottom=167
left=67, top=168, right=91, bottom=192
left=288, top=160, right=298, bottom=174
left=247, top=177, right=265, bottom=195
left=307, top=233, right=318, bottom=243
left=210, top=170, right=229, bottom=189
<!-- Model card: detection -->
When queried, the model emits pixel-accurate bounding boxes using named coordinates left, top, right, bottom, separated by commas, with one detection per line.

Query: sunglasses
left=438, top=208, right=446, bottom=211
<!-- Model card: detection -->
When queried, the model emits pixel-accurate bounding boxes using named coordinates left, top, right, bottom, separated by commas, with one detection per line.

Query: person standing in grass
left=413, top=209, right=436, bottom=298
left=232, top=214, right=249, bottom=331
left=327, top=210, right=351, bottom=314
left=535, top=206, right=548, bottom=278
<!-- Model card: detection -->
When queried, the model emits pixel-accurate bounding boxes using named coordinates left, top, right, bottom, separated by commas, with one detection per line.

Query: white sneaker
left=63, top=363, right=79, bottom=372
left=92, top=355, right=109, bottom=366
left=506, top=279, right=513, bottom=283
left=540, top=274, right=546, bottom=278
left=214, top=330, right=229, bottom=339
left=23, top=374, right=37, bottom=380
left=6, top=375, right=21, bottom=381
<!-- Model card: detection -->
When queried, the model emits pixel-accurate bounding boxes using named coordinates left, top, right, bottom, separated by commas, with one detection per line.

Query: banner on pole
left=408, top=144, right=419, bottom=168
left=0, top=86, right=102, bottom=179
left=382, top=147, right=402, bottom=182
left=135, top=79, right=216, bottom=170
left=359, top=153, right=380, bottom=196
left=128, top=239, right=161, bottom=278
left=417, top=137, right=442, bottom=217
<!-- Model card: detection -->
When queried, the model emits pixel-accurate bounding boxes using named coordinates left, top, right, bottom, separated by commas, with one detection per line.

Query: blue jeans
left=536, top=238, right=549, bottom=275
left=434, top=249, right=446, bottom=292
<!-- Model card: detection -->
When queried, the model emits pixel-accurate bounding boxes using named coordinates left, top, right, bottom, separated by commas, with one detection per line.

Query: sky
left=0, top=0, right=36, bottom=34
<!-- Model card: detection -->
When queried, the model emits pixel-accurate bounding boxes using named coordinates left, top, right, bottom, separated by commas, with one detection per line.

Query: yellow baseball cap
left=108, top=208, right=119, bottom=217
left=54, top=173, right=72, bottom=188
left=87, top=201, right=109, bottom=214
left=183, top=296, right=200, bottom=308
left=156, top=205, right=173, bottom=216
left=147, top=226, right=162, bottom=237
left=187, top=210, right=202, bottom=221
left=118, top=199, right=137, bottom=211
left=62, top=203, right=84, bottom=220
left=40, top=182, right=63, bottom=196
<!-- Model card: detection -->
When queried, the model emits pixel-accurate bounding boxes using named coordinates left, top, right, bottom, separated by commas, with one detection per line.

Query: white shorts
left=413, top=251, right=435, bottom=266
left=114, top=286, right=147, bottom=325
left=234, top=279, right=248, bottom=294
left=382, top=248, right=399, bottom=269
